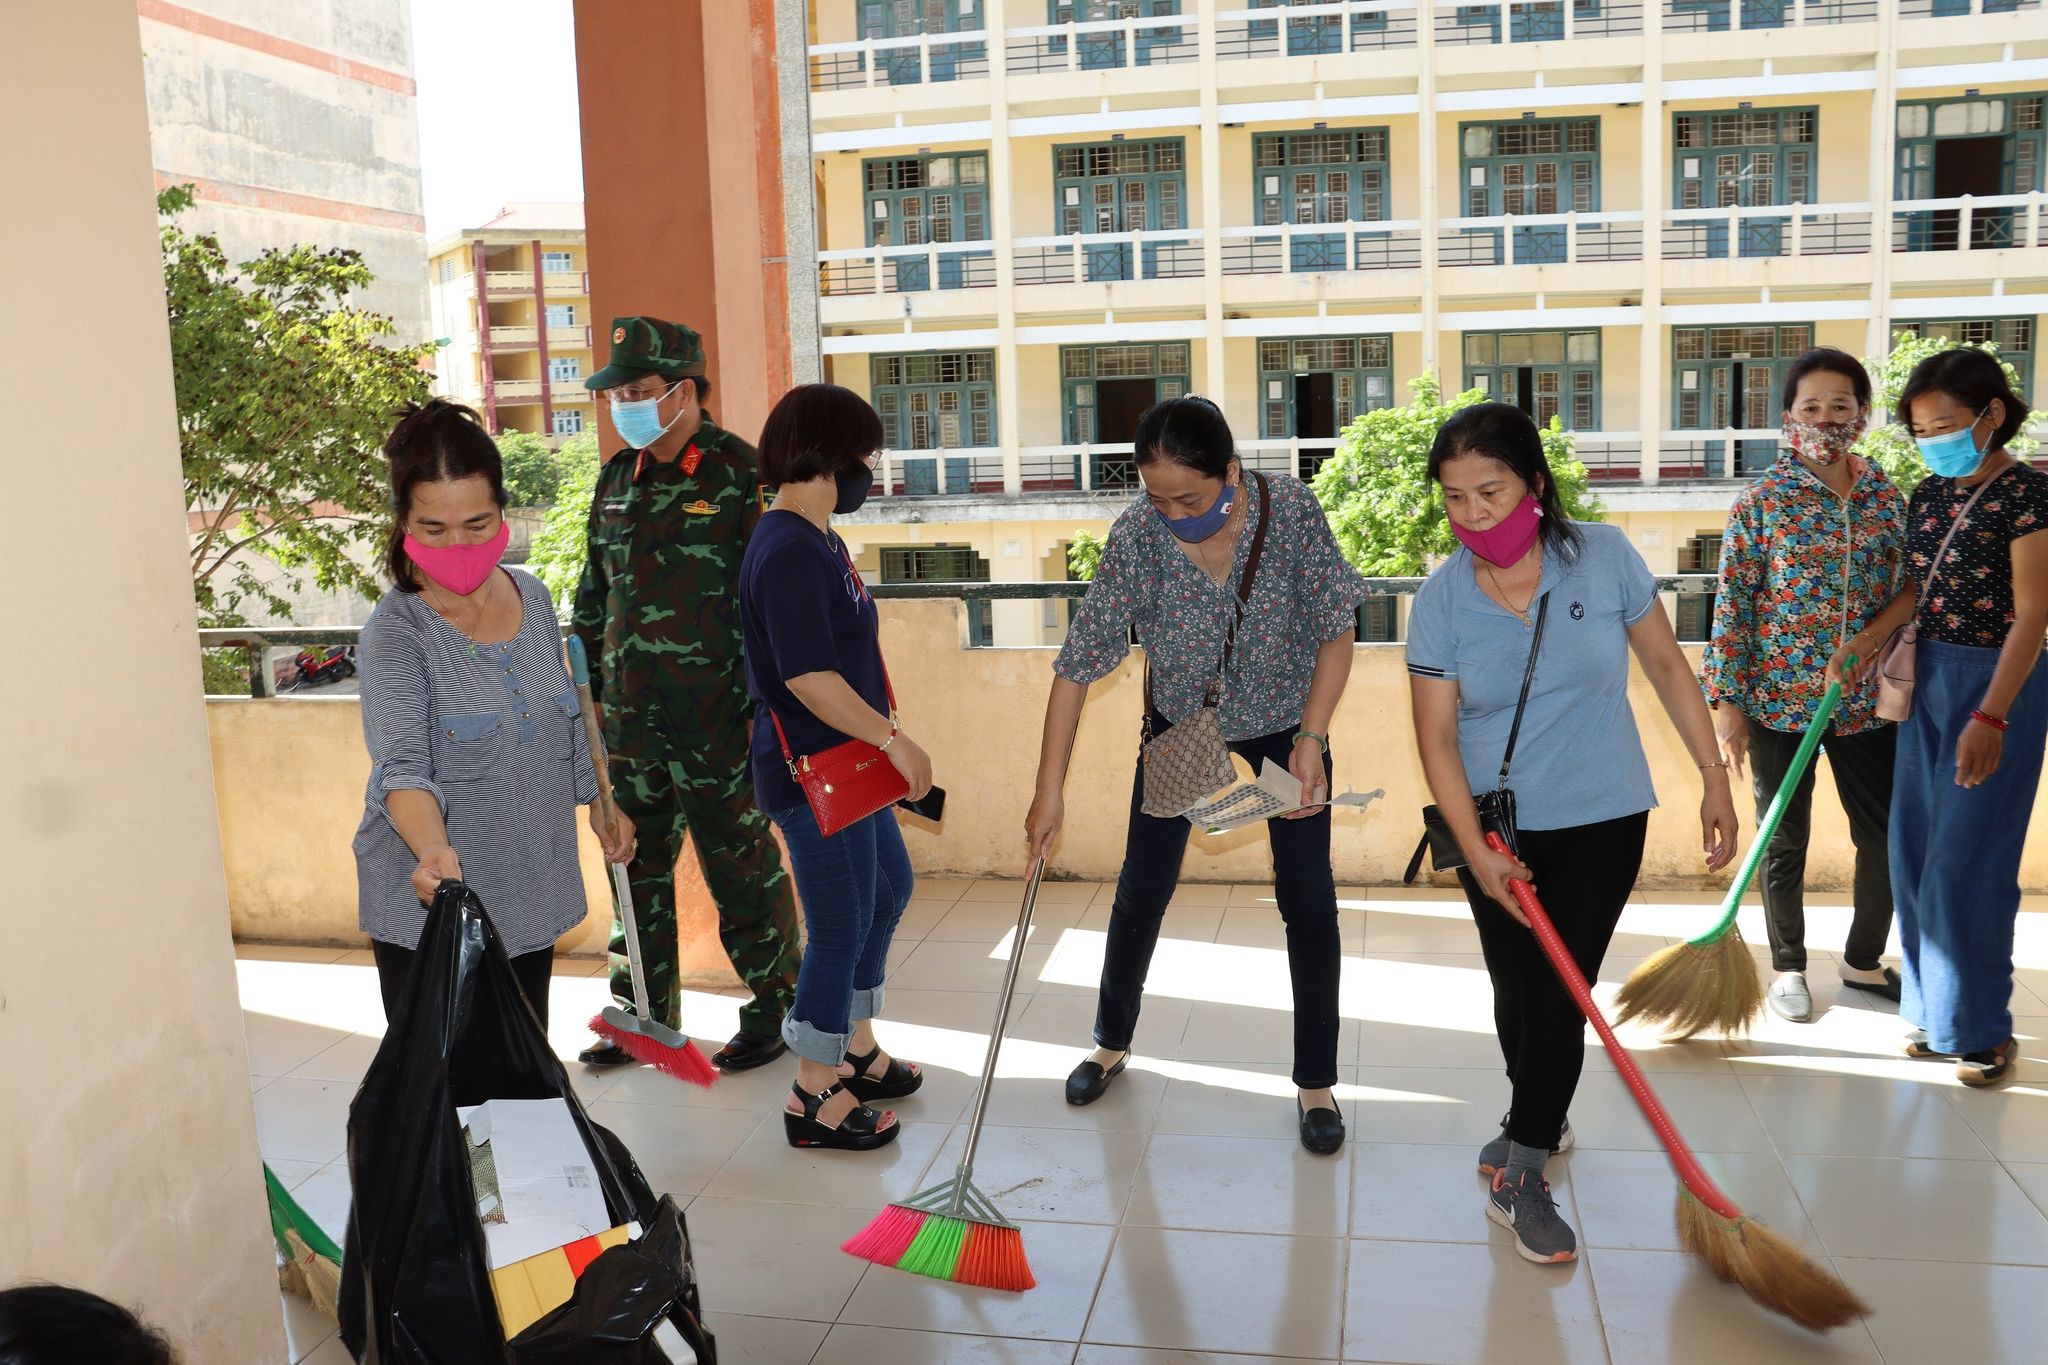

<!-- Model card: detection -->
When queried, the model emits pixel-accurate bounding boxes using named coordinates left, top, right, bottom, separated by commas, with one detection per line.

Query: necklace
left=1190, top=488, right=1246, bottom=585
left=427, top=573, right=498, bottom=653
left=1483, top=545, right=1543, bottom=626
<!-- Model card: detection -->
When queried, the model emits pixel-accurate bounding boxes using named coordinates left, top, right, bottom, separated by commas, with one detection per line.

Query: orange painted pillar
left=571, top=1, right=801, bottom=990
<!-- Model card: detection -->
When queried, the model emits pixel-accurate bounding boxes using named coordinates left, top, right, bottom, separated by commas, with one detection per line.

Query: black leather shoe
left=1065, top=1051, right=1128, bottom=1106
left=578, top=1039, right=633, bottom=1068
left=1298, top=1099, right=1346, bottom=1156
left=1841, top=966, right=1903, bottom=1004
left=711, top=1031, right=789, bottom=1073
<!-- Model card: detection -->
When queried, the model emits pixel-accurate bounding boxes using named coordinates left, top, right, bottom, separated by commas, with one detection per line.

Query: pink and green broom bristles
left=844, top=862, right=1046, bottom=1292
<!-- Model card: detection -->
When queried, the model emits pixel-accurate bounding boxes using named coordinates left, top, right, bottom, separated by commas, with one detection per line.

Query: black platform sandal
left=783, top=1081, right=901, bottom=1151
left=841, top=1044, right=924, bottom=1103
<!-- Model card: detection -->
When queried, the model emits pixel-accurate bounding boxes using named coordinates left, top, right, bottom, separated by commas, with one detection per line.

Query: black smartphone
left=897, top=785, right=947, bottom=822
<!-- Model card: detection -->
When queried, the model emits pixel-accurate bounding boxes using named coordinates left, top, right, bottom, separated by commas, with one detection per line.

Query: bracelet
left=1972, top=710, right=2009, bottom=732
left=878, top=720, right=900, bottom=752
left=1292, top=729, right=1329, bottom=754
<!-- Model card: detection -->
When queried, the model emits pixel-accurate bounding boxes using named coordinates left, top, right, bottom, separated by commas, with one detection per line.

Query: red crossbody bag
left=766, top=538, right=909, bottom=837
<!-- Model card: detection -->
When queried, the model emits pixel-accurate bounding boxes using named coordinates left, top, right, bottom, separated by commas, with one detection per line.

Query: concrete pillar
left=1866, top=0, right=1902, bottom=369
left=0, top=2, right=284, bottom=1359
left=776, top=0, right=825, bottom=387
left=989, top=0, right=1025, bottom=496
left=1198, top=0, right=1228, bottom=403
left=1417, top=0, right=1441, bottom=376
left=1639, top=3, right=1666, bottom=483
left=572, top=0, right=797, bottom=446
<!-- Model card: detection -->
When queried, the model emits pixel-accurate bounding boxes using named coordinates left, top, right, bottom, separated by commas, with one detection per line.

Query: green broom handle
left=1686, top=660, right=1852, bottom=949
left=957, top=859, right=1044, bottom=1183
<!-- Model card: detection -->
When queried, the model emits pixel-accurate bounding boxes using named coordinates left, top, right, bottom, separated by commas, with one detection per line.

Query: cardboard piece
left=488, top=1221, right=637, bottom=1340
left=456, top=1099, right=615, bottom=1272
left=1186, top=758, right=1384, bottom=834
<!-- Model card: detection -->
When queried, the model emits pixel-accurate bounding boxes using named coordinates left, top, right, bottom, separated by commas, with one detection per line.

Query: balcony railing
left=475, top=269, right=588, bottom=297
left=1014, top=230, right=1206, bottom=286
left=818, top=242, right=999, bottom=297
left=1219, top=221, right=1424, bottom=274
left=1434, top=0, right=1647, bottom=44
left=489, top=378, right=586, bottom=404
left=1898, top=0, right=2041, bottom=17
left=1662, top=204, right=1874, bottom=260
left=1892, top=193, right=2048, bottom=254
left=1215, top=2, right=1421, bottom=57
left=808, top=29, right=991, bottom=91
left=1006, top=13, right=1198, bottom=75
left=1437, top=211, right=1647, bottom=267
left=1661, top=0, right=1878, bottom=30
left=1661, top=428, right=1787, bottom=480
left=487, top=325, right=594, bottom=350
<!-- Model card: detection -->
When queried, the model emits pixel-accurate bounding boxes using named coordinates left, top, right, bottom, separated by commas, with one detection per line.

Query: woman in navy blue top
left=740, top=383, right=935, bottom=1152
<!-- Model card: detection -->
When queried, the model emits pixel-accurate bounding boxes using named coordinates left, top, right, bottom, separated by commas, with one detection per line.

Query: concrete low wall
left=208, top=599, right=2048, bottom=975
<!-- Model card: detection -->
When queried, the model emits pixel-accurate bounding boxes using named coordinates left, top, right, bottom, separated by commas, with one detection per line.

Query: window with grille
left=880, top=545, right=990, bottom=582
left=542, top=251, right=576, bottom=274
left=1252, top=129, right=1392, bottom=226
left=1674, top=108, right=1817, bottom=210
left=871, top=352, right=998, bottom=451
left=438, top=258, right=457, bottom=284
left=1670, top=325, right=1815, bottom=436
left=1461, top=330, right=1601, bottom=430
left=1905, top=319, right=2035, bottom=393
left=1052, top=140, right=1187, bottom=236
left=1256, top=335, right=1395, bottom=439
left=552, top=409, right=584, bottom=436
left=1460, top=119, right=1600, bottom=222
left=548, top=356, right=581, bottom=381
left=545, top=304, right=576, bottom=328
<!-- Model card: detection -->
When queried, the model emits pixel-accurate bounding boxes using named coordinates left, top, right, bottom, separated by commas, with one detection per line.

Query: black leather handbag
left=1405, top=592, right=1549, bottom=884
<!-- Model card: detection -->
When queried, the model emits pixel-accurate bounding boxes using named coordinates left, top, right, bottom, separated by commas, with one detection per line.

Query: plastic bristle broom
left=1487, top=833, right=1868, bottom=1332
left=266, top=1163, right=343, bottom=1321
left=1616, top=661, right=1855, bottom=1040
left=843, top=863, right=1041, bottom=1292
left=568, top=636, right=716, bottom=1087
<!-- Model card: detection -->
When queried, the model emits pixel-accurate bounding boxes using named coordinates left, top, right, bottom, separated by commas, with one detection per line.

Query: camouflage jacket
left=571, top=416, right=766, bottom=755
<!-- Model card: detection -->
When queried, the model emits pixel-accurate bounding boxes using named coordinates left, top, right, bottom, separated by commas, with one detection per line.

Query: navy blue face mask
left=1156, top=480, right=1237, bottom=543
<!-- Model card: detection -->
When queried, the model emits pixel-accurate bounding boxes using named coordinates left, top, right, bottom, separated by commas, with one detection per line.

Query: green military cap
left=586, top=315, right=706, bottom=390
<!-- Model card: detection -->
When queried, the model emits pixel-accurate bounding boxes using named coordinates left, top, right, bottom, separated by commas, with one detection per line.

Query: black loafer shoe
left=578, top=1039, right=633, bottom=1068
left=1841, top=967, right=1903, bottom=1004
left=1065, top=1051, right=1128, bottom=1106
left=711, top=1031, right=789, bottom=1073
left=1298, top=1100, right=1346, bottom=1156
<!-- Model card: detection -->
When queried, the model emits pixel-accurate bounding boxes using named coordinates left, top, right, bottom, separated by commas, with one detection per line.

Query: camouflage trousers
left=606, top=748, right=801, bottom=1037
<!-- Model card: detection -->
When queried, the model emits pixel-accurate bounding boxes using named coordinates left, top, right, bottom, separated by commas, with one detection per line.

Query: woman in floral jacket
left=1701, top=347, right=1906, bottom=1023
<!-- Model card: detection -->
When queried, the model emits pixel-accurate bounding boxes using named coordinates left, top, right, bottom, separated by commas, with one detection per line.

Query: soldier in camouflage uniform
left=573, top=316, right=802, bottom=1072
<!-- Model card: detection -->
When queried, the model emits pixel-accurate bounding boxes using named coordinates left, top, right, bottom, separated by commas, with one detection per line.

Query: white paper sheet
left=456, top=1098, right=615, bottom=1271
left=1186, top=759, right=1385, bottom=834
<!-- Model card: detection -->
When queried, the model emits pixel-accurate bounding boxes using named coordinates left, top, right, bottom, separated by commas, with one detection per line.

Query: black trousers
left=371, top=938, right=556, bottom=1032
left=1746, top=720, right=1896, bottom=973
left=1094, top=723, right=1342, bottom=1089
left=1456, top=811, right=1648, bottom=1151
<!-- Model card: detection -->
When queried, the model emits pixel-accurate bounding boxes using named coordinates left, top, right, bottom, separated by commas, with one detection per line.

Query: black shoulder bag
left=1403, top=592, right=1549, bottom=884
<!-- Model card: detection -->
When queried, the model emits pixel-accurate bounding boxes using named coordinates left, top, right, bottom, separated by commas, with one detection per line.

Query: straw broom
left=1487, top=834, right=1869, bottom=1331
left=1615, top=668, right=1851, bottom=1040
left=842, top=862, right=1042, bottom=1292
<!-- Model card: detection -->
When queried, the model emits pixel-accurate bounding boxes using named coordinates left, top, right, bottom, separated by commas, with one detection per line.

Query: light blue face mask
left=1916, top=407, right=1990, bottom=479
left=609, top=381, right=685, bottom=450
left=1156, top=481, right=1236, bottom=543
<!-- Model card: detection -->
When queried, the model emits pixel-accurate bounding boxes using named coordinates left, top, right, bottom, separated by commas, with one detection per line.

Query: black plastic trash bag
left=338, top=882, right=716, bottom=1364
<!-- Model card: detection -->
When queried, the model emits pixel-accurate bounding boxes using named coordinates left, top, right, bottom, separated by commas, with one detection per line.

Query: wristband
left=1972, top=710, right=2009, bottom=732
left=1292, top=730, right=1329, bottom=754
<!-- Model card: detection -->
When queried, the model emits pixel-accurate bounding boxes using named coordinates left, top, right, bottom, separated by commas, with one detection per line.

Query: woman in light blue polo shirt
left=1406, top=403, right=1738, bottom=1267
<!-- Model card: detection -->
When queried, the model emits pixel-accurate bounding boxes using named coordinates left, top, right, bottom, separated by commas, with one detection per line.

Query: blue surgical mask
left=1156, top=481, right=1236, bottom=543
left=609, top=381, right=685, bottom=449
left=1917, top=408, right=1989, bottom=479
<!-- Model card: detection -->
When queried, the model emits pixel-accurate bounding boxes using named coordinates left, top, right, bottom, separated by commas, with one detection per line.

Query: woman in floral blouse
left=1833, top=348, right=2045, bottom=1086
left=1024, top=396, right=1364, bottom=1155
left=1701, top=348, right=1906, bottom=1023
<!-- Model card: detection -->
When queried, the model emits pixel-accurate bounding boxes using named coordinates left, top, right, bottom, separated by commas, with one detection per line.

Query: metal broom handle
left=957, top=858, right=1044, bottom=1179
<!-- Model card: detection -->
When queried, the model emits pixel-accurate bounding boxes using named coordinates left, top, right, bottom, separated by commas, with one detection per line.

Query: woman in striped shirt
left=352, top=400, right=633, bottom=1026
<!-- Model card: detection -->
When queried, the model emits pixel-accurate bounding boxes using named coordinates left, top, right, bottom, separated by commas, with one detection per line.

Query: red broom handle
left=1484, top=833, right=1744, bottom=1222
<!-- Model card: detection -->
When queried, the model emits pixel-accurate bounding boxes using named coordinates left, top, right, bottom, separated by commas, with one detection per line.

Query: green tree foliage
left=1067, top=529, right=1105, bottom=582
left=497, top=428, right=567, bottom=507
left=526, top=432, right=603, bottom=606
left=165, top=184, right=435, bottom=626
left=1857, top=330, right=2037, bottom=500
left=1309, top=372, right=1604, bottom=575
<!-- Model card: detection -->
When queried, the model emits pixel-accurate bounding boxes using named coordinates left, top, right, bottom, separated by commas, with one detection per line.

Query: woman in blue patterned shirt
left=1024, top=396, right=1365, bottom=1156
left=354, top=400, right=633, bottom=1028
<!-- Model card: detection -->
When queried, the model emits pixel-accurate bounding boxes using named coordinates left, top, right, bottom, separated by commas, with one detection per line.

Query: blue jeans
left=1892, top=641, right=2048, bottom=1055
left=768, top=800, right=914, bottom=1065
left=1096, top=722, right=1342, bottom=1088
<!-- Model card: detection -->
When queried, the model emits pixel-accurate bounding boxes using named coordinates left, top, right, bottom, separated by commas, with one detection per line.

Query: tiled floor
left=246, top=881, right=2048, bottom=1364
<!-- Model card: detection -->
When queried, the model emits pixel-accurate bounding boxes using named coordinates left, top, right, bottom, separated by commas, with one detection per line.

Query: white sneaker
left=1766, top=971, right=1812, bottom=1023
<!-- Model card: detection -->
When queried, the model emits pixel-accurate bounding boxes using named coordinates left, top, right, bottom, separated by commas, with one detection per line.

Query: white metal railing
left=1006, top=12, right=1199, bottom=74
left=1434, top=0, right=1648, bottom=44
left=1012, top=229, right=1207, bottom=286
left=808, top=28, right=991, bottom=92
left=1215, top=2, right=1421, bottom=58
left=1662, top=203, right=1875, bottom=260
left=1662, top=0, right=1878, bottom=31
left=1891, top=193, right=2048, bottom=253
left=870, top=448, right=1008, bottom=498
left=817, top=241, right=1000, bottom=297
left=1437, top=210, right=1647, bottom=267
left=1899, top=0, right=2041, bottom=17
left=1660, top=428, right=1787, bottom=480
left=1218, top=221, right=1424, bottom=274
left=485, top=325, right=592, bottom=348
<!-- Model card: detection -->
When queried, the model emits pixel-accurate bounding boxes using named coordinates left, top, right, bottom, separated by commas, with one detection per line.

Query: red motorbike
left=291, top=646, right=357, bottom=691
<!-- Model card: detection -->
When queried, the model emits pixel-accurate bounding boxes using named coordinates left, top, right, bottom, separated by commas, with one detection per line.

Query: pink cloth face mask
left=1449, top=495, right=1543, bottom=568
left=404, top=520, right=510, bottom=596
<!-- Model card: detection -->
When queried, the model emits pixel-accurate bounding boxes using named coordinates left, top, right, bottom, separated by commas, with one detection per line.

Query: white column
left=1639, top=0, right=1665, bottom=484
left=1417, top=0, right=1442, bottom=376
left=1199, top=0, right=1229, bottom=402
left=1866, top=0, right=1903, bottom=368
left=989, top=0, right=1025, bottom=493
